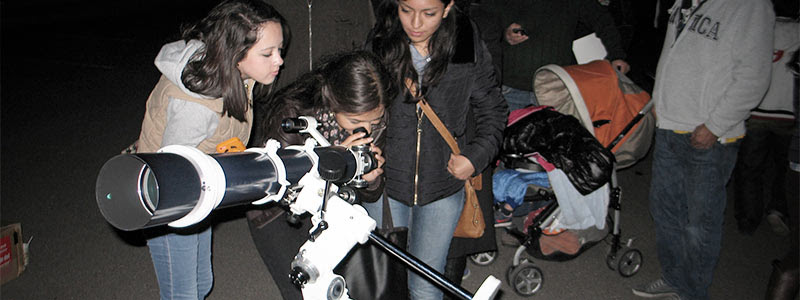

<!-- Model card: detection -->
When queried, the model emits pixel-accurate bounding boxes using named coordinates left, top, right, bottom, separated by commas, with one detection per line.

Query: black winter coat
left=377, top=16, right=508, bottom=206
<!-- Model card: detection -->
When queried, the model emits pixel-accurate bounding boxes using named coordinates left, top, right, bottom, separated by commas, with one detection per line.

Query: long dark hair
left=254, top=51, right=397, bottom=146
left=180, top=0, right=288, bottom=122
left=370, top=0, right=459, bottom=101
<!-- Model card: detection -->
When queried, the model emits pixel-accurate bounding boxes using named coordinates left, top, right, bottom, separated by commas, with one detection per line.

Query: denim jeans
left=649, top=129, right=739, bottom=300
left=502, top=85, right=539, bottom=112
left=362, top=189, right=465, bottom=300
left=147, top=226, right=213, bottom=300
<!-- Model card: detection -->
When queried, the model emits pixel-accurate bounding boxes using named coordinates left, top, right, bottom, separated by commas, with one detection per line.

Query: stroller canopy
left=533, top=60, right=654, bottom=169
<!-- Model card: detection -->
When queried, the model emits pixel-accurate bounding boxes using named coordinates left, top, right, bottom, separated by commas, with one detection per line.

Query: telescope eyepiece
left=281, top=118, right=308, bottom=133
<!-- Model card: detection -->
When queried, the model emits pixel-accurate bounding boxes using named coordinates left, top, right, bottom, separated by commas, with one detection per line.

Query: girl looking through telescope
left=246, top=50, right=397, bottom=299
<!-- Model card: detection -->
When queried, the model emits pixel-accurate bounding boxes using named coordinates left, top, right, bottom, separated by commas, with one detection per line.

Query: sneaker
left=632, top=278, right=678, bottom=298
left=462, top=267, right=470, bottom=280
left=494, top=207, right=513, bottom=228
left=766, top=210, right=790, bottom=236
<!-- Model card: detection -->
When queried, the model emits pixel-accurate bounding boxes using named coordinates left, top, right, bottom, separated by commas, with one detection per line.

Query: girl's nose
left=412, top=14, right=422, bottom=29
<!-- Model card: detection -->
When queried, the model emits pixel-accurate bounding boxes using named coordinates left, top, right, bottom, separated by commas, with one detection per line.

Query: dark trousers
left=247, top=209, right=311, bottom=300
left=734, top=118, right=794, bottom=227
left=442, top=257, right=468, bottom=300
left=765, top=168, right=800, bottom=300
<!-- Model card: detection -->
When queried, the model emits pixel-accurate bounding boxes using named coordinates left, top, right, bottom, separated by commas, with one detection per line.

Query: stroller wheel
left=617, top=249, right=643, bottom=277
left=606, top=253, right=618, bottom=271
left=469, top=251, right=497, bottom=266
left=509, top=263, right=544, bottom=296
left=506, top=259, right=530, bottom=282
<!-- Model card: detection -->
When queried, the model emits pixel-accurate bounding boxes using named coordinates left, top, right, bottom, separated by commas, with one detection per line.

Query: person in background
left=364, top=0, right=507, bottom=298
left=632, top=0, right=774, bottom=299
left=733, top=6, right=799, bottom=236
left=765, top=44, right=799, bottom=300
left=136, top=1, right=286, bottom=299
left=246, top=50, right=395, bottom=300
left=443, top=0, right=502, bottom=290
left=765, top=2, right=799, bottom=298
left=487, top=0, right=630, bottom=111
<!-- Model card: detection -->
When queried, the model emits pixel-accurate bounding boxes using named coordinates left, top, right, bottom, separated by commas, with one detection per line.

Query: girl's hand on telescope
left=339, top=131, right=383, bottom=183
left=362, top=145, right=384, bottom=183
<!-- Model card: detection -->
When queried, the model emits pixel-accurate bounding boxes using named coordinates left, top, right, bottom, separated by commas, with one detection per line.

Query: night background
left=0, top=1, right=793, bottom=299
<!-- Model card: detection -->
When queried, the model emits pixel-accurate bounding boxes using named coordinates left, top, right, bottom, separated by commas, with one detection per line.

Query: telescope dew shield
left=96, top=145, right=315, bottom=231
left=96, top=152, right=203, bottom=231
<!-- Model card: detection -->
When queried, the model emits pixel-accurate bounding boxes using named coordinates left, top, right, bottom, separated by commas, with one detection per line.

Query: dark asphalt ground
left=1, top=2, right=793, bottom=300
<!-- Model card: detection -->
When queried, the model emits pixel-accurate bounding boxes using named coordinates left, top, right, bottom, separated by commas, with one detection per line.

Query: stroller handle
left=606, top=101, right=654, bottom=151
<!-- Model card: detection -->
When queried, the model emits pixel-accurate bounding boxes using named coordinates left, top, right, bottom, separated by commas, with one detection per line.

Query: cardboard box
left=0, top=223, right=26, bottom=285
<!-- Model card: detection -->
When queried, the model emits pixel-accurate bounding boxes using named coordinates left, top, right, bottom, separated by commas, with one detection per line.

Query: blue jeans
left=502, top=85, right=539, bottom=112
left=362, top=189, right=465, bottom=300
left=649, top=129, right=739, bottom=300
left=147, top=226, right=213, bottom=300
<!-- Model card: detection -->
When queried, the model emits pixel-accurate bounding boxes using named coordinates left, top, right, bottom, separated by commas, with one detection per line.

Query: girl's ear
left=443, top=1, right=455, bottom=18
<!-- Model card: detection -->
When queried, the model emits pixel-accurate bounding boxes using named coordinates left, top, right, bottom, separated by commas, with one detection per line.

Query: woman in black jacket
left=363, top=0, right=507, bottom=298
left=246, top=50, right=396, bottom=299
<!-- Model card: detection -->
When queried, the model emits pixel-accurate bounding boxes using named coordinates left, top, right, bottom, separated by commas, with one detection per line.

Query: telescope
left=95, top=116, right=501, bottom=300
left=96, top=117, right=376, bottom=230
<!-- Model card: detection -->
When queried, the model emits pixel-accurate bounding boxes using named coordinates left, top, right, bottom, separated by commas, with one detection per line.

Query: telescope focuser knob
left=337, top=186, right=358, bottom=204
left=290, top=266, right=310, bottom=288
left=285, top=212, right=301, bottom=225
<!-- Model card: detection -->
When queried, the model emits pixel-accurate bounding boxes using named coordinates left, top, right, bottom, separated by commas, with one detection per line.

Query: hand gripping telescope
left=95, top=116, right=501, bottom=300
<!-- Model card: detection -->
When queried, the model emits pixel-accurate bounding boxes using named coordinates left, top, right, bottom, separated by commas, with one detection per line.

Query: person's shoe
left=512, top=201, right=535, bottom=217
left=494, top=206, right=513, bottom=228
left=632, top=278, right=679, bottom=298
left=766, top=210, right=790, bottom=236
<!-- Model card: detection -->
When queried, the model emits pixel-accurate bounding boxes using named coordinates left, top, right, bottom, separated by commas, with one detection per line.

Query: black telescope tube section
left=96, top=153, right=202, bottom=231
left=214, top=148, right=313, bottom=208
left=214, top=152, right=278, bottom=208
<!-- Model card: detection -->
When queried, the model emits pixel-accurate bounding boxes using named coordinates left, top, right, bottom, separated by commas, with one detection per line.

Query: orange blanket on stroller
left=562, top=60, right=650, bottom=152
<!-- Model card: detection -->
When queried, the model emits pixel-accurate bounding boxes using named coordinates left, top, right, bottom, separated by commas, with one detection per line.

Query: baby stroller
left=470, top=60, right=655, bottom=296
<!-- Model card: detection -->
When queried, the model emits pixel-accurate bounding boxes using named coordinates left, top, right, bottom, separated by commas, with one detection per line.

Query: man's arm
left=704, top=1, right=775, bottom=140
left=577, top=0, right=629, bottom=73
